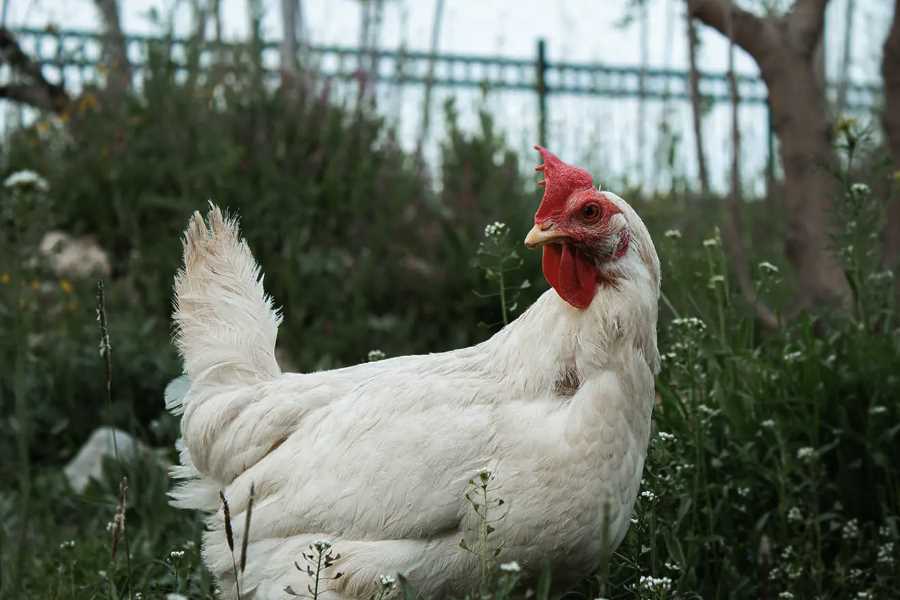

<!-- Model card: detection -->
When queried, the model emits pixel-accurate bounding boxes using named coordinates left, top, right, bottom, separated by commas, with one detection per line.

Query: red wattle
left=542, top=244, right=598, bottom=309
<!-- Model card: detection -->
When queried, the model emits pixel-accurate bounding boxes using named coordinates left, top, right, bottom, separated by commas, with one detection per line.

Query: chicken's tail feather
left=173, top=204, right=282, bottom=387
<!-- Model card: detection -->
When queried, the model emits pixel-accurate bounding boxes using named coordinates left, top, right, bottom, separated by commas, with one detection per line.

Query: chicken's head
left=525, top=146, right=631, bottom=309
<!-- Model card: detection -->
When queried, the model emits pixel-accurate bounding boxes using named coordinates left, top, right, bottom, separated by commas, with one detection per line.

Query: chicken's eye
left=580, top=203, right=602, bottom=223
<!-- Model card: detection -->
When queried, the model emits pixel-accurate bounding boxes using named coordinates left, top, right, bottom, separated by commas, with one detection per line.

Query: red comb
left=533, top=146, right=594, bottom=222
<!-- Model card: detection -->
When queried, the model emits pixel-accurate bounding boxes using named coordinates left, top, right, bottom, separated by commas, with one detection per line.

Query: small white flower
left=664, top=561, right=680, bottom=571
left=761, top=419, right=776, bottom=429
left=97, top=570, right=107, bottom=578
left=664, top=229, right=682, bottom=239
left=856, top=592, right=873, bottom=600
left=778, top=592, right=794, bottom=599
left=4, top=169, right=49, bottom=192
left=640, top=490, right=656, bottom=502
left=166, top=595, right=189, bottom=600
left=784, top=351, right=804, bottom=363
left=639, top=575, right=672, bottom=593
left=869, top=405, right=887, bottom=415
left=59, top=540, right=75, bottom=550
left=708, top=274, right=725, bottom=288
left=787, top=507, right=803, bottom=523
left=367, top=349, right=386, bottom=362
left=737, top=486, right=750, bottom=498
left=702, top=237, right=719, bottom=248
left=657, top=431, right=676, bottom=442
left=877, top=542, right=894, bottom=565
left=312, top=540, right=333, bottom=551
left=671, top=317, right=706, bottom=335
left=169, top=550, right=185, bottom=560
left=850, top=183, right=870, bottom=197
left=796, top=447, right=815, bottom=462
left=499, top=561, right=521, bottom=573
left=758, top=261, right=779, bottom=275
left=842, top=518, right=860, bottom=540
left=379, top=574, right=397, bottom=587
left=484, top=221, right=507, bottom=238
left=868, top=270, right=895, bottom=283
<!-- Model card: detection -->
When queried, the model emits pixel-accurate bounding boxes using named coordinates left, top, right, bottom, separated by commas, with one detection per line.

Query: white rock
left=39, top=230, right=111, bottom=279
left=64, top=427, right=141, bottom=493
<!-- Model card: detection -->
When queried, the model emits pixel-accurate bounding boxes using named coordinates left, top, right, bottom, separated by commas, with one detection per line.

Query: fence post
left=536, top=38, right=548, bottom=148
left=766, top=98, right=775, bottom=194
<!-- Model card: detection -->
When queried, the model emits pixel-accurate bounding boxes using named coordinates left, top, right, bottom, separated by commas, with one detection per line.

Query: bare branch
left=686, top=0, right=773, bottom=59
left=0, top=84, right=59, bottom=112
left=788, top=0, right=831, bottom=56
left=0, top=28, right=70, bottom=112
left=0, top=28, right=47, bottom=83
left=685, top=13, right=709, bottom=195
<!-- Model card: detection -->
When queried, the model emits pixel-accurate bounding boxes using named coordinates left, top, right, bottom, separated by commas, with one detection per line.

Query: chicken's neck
left=483, top=258, right=659, bottom=395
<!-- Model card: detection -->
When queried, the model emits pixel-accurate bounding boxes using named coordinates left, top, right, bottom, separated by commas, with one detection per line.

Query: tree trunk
left=417, top=0, right=445, bottom=157
left=192, top=0, right=209, bottom=42
left=93, top=0, right=131, bottom=96
left=638, top=0, right=648, bottom=183
left=835, top=0, right=855, bottom=114
left=685, top=12, right=710, bottom=195
left=882, top=0, right=900, bottom=272
left=721, top=1, right=780, bottom=329
left=768, top=53, right=849, bottom=310
left=212, top=0, right=223, bottom=45
left=280, top=0, right=300, bottom=83
left=688, top=0, right=851, bottom=312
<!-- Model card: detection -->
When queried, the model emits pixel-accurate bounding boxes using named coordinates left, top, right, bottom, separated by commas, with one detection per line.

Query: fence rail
left=10, top=26, right=881, bottom=110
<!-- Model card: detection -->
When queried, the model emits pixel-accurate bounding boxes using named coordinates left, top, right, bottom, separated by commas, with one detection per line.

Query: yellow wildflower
left=30, top=279, right=40, bottom=290
left=834, top=116, right=858, bottom=136
left=0, top=272, right=9, bottom=284
left=60, top=279, right=74, bottom=294
left=79, top=93, right=98, bottom=114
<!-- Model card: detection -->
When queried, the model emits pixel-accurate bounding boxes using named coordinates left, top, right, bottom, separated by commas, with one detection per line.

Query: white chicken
left=169, top=147, right=660, bottom=599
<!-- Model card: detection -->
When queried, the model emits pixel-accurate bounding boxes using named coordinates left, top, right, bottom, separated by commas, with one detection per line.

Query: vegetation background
left=0, top=0, right=898, bottom=598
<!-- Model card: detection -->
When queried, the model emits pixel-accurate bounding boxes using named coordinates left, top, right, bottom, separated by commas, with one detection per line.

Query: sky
left=3, top=0, right=893, bottom=193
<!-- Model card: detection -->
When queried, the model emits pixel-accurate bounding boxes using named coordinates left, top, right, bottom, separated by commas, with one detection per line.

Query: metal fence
left=5, top=26, right=884, bottom=192
left=11, top=27, right=882, bottom=105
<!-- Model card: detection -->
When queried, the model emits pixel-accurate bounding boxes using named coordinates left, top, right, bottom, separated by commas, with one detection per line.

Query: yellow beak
left=524, top=223, right=568, bottom=249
